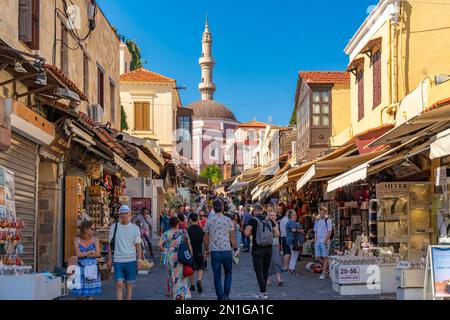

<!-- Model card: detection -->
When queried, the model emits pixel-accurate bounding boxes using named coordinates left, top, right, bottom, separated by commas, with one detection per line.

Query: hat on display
left=118, top=205, right=131, bottom=214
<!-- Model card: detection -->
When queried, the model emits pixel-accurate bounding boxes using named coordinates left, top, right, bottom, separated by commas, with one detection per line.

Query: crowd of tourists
left=68, top=192, right=333, bottom=301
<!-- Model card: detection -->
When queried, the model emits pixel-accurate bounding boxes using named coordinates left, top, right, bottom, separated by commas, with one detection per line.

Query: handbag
left=84, top=264, right=98, bottom=281
left=183, top=265, right=194, bottom=278
left=292, top=232, right=305, bottom=251
left=177, top=231, right=193, bottom=266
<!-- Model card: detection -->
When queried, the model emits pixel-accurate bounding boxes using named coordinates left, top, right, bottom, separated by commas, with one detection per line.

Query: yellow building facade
left=340, top=0, right=450, bottom=141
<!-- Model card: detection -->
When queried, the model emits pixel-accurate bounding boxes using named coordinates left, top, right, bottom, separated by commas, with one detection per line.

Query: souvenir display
left=377, top=182, right=433, bottom=262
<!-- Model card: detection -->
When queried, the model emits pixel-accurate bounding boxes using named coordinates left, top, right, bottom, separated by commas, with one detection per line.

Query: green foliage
left=112, top=26, right=144, bottom=71
left=289, top=108, right=297, bottom=125
left=120, top=105, right=129, bottom=131
left=200, top=165, right=223, bottom=185
left=126, top=39, right=144, bottom=71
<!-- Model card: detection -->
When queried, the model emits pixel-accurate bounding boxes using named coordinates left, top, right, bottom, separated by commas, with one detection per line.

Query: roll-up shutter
left=0, top=133, right=38, bottom=268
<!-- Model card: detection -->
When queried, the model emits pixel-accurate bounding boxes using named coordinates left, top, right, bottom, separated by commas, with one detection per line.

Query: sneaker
left=319, top=273, right=328, bottom=280
left=196, top=280, right=203, bottom=293
left=256, top=292, right=269, bottom=300
left=190, top=285, right=196, bottom=292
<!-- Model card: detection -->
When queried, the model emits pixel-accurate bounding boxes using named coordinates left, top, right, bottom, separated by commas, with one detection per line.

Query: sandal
left=278, top=281, right=285, bottom=286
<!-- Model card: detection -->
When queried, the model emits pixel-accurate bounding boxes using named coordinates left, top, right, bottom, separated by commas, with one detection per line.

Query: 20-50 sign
left=338, top=267, right=361, bottom=282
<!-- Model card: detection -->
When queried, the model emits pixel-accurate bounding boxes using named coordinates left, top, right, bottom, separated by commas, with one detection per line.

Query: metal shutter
left=0, top=133, right=38, bottom=268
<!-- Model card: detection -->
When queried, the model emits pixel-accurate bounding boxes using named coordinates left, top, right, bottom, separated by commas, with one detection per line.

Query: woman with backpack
left=158, top=216, right=193, bottom=300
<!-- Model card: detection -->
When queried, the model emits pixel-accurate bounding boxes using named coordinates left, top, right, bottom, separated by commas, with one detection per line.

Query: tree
left=120, top=105, right=129, bottom=131
left=289, top=108, right=297, bottom=125
left=112, top=26, right=144, bottom=71
left=126, top=39, right=143, bottom=71
left=200, top=165, right=223, bottom=185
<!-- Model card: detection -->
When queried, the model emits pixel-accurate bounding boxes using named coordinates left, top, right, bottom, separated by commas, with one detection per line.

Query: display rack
left=65, top=176, right=86, bottom=260
left=377, top=182, right=434, bottom=262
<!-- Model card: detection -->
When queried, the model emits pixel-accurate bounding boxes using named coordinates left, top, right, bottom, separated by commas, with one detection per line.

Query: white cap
left=118, top=205, right=130, bottom=214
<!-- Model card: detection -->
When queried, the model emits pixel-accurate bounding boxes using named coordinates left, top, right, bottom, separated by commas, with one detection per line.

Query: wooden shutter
left=97, top=67, right=104, bottom=107
left=142, top=102, right=150, bottom=130
left=372, top=50, right=382, bottom=108
left=357, top=70, right=365, bottom=121
left=19, top=0, right=32, bottom=43
left=134, top=102, right=150, bottom=130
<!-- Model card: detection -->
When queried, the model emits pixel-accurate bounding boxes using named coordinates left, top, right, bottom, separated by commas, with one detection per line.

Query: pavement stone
left=62, top=248, right=396, bottom=300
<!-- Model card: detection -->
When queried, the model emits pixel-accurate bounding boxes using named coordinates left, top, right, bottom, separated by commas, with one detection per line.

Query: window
left=124, top=61, right=128, bottom=73
left=134, top=102, right=150, bottom=130
left=372, top=50, right=382, bottom=108
left=177, top=116, right=191, bottom=142
left=110, top=81, right=116, bottom=123
left=88, top=104, right=103, bottom=123
left=97, top=66, right=104, bottom=107
left=210, top=144, right=217, bottom=159
left=357, top=70, right=365, bottom=121
left=83, top=53, right=89, bottom=96
left=248, top=130, right=255, bottom=141
left=311, top=90, right=330, bottom=127
left=60, top=22, right=69, bottom=75
left=19, top=0, right=40, bottom=50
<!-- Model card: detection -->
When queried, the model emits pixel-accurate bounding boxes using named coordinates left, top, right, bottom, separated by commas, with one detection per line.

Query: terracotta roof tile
left=78, top=112, right=127, bottom=156
left=299, top=71, right=350, bottom=84
left=44, top=64, right=89, bottom=102
left=120, top=68, right=175, bottom=83
left=238, top=120, right=268, bottom=128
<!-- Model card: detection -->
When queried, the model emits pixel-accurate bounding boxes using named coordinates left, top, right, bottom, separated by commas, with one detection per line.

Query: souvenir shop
left=64, top=141, right=133, bottom=279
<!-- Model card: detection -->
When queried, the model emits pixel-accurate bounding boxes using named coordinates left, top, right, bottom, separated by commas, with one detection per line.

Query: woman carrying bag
left=158, top=216, right=193, bottom=300
left=71, top=220, right=101, bottom=300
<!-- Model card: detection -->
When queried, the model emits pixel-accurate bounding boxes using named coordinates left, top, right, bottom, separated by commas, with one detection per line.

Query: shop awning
left=137, top=148, right=160, bottom=174
left=326, top=135, right=432, bottom=193
left=117, top=132, right=165, bottom=167
left=296, top=150, right=386, bottom=191
left=354, top=124, right=394, bottom=153
left=114, top=153, right=139, bottom=178
left=430, top=127, right=450, bottom=159
left=287, top=140, right=357, bottom=182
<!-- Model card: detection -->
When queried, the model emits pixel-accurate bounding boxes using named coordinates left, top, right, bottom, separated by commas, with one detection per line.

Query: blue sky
left=99, top=0, right=376, bottom=125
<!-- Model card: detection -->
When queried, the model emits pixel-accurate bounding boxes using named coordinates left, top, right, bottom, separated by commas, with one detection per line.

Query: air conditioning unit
left=88, top=104, right=104, bottom=123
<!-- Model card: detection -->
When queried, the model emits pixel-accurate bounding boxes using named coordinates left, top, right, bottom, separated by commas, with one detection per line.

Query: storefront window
left=177, top=116, right=191, bottom=142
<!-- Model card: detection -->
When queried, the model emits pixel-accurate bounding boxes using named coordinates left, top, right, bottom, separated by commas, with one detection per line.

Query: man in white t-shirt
left=314, top=206, right=333, bottom=280
left=108, top=205, right=143, bottom=300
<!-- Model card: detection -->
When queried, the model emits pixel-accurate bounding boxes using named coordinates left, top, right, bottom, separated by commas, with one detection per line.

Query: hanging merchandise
left=86, top=160, right=103, bottom=180
left=0, top=166, right=32, bottom=276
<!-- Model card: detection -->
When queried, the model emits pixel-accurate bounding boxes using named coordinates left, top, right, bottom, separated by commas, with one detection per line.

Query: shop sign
left=424, top=246, right=450, bottom=299
left=376, top=182, right=409, bottom=198
left=337, top=266, right=361, bottom=283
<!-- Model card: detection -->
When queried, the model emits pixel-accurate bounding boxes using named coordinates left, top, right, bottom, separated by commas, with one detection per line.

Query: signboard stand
left=423, top=246, right=450, bottom=300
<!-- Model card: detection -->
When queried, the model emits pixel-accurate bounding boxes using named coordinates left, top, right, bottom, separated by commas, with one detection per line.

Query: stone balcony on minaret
left=198, top=16, right=216, bottom=101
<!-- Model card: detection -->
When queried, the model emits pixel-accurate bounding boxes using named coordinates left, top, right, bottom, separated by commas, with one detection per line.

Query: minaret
left=198, top=15, right=216, bottom=100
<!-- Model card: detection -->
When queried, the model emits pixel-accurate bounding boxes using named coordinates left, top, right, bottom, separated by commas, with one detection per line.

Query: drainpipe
left=390, top=0, right=401, bottom=105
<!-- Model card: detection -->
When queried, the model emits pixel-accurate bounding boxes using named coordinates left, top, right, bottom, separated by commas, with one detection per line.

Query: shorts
left=114, top=261, right=138, bottom=283
left=192, top=251, right=206, bottom=271
left=315, top=242, right=329, bottom=258
left=281, top=237, right=291, bottom=256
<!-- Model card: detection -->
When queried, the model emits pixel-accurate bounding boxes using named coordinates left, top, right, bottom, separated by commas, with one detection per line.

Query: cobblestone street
left=63, top=248, right=395, bottom=300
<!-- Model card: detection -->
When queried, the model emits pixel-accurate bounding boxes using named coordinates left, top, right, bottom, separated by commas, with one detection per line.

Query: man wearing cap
left=108, top=205, right=143, bottom=300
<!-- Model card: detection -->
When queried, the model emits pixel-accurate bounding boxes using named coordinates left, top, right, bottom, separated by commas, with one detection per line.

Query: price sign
left=338, top=266, right=361, bottom=283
